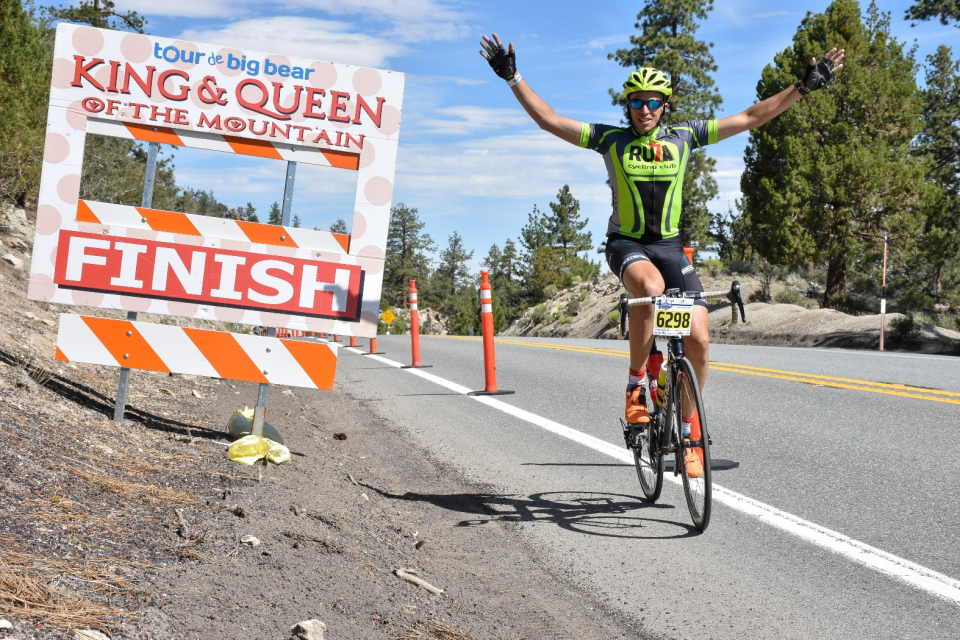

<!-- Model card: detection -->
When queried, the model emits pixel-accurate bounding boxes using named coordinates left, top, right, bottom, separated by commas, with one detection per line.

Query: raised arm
left=480, top=33, right=582, bottom=146
left=716, top=48, right=845, bottom=142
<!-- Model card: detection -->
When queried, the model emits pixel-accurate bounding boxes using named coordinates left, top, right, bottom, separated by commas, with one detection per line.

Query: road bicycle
left=618, top=282, right=746, bottom=531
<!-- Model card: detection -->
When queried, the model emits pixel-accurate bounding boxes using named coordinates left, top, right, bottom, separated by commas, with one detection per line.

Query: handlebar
left=618, top=280, right=746, bottom=339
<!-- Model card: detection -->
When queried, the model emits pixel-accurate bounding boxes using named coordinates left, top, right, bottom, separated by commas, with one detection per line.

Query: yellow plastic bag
left=227, top=434, right=291, bottom=466
left=227, top=407, right=284, bottom=444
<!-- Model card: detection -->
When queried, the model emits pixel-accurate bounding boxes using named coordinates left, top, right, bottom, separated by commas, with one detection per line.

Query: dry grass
left=394, top=620, right=476, bottom=640
left=24, top=496, right=121, bottom=531
left=0, top=543, right=148, bottom=632
left=65, top=463, right=206, bottom=507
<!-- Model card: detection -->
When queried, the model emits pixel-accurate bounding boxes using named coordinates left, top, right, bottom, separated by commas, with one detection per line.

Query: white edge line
left=343, top=346, right=960, bottom=606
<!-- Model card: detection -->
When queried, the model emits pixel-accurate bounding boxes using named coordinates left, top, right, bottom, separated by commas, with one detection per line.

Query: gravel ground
left=0, top=211, right=646, bottom=639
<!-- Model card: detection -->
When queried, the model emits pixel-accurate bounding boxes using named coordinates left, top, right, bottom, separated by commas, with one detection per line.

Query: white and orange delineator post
left=401, top=279, right=430, bottom=369
left=468, top=271, right=513, bottom=396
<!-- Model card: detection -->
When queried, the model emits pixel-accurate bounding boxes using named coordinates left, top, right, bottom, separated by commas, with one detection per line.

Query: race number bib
left=653, top=296, right=693, bottom=337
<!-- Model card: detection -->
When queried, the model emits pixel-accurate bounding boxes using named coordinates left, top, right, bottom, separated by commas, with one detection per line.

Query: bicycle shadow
left=366, top=486, right=700, bottom=539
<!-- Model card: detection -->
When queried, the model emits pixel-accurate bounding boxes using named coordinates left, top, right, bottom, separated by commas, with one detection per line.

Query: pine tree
left=292, top=213, right=301, bottom=228
left=545, top=185, right=592, bottom=253
left=740, top=0, right=928, bottom=305
left=482, top=239, right=524, bottom=322
left=608, top=0, right=722, bottom=249
left=268, top=202, right=282, bottom=225
left=384, top=203, right=435, bottom=307
left=243, top=202, right=258, bottom=222
left=431, top=231, right=474, bottom=315
left=329, top=218, right=349, bottom=234
left=902, top=45, right=960, bottom=304
left=905, top=0, right=960, bottom=26
left=519, top=187, right=599, bottom=301
left=0, top=1, right=52, bottom=206
left=43, top=0, right=145, bottom=32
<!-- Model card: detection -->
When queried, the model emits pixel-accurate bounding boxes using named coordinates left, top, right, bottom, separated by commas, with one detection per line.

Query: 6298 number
left=655, top=310, right=691, bottom=330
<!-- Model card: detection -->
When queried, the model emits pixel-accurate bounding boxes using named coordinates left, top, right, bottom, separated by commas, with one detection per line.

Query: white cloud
left=708, top=152, right=746, bottom=213
left=405, top=106, right=534, bottom=136
left=115, top=0, right=239, bottom=18
left=410, top=74, right=487, bottom=87
left=395, top=132, right=609, bottom=204
left=179, top=17, right=407, bottom=67
left=275, top=0, right=473, bottom=42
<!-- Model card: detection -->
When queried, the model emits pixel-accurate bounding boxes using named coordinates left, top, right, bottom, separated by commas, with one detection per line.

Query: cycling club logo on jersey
left=625, top=141, right=680, bottom=172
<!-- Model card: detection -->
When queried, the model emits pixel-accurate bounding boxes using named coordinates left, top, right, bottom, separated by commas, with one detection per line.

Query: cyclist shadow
left=366, top=486, right=700, bottom=539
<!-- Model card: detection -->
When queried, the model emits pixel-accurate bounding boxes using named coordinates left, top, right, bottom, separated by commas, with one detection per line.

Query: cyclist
left=480, top=33, right=843, bottom=476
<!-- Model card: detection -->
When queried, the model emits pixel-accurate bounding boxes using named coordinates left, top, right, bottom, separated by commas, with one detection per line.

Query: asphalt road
left=333, top=334, right=960, bottom=640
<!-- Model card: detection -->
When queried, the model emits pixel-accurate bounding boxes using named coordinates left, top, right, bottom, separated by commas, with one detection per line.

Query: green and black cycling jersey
left=578, top=120, right=718, bottom=243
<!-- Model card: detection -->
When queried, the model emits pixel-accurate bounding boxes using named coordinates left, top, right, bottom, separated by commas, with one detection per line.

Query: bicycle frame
left=618, top=283, right=745, bottom=459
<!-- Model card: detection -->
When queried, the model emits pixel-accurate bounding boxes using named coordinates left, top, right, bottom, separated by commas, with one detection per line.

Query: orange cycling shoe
left=682, top=411, right=704, bottom=478
left=625, top=386, right=650, bottom=424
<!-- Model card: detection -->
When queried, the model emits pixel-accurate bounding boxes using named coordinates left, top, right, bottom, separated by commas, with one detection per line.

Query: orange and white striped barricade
left=401, top=279, right=430, bottom=369
left=56, top=315, right=338, bottom=390
left=468, top=271, right=513, bottom=396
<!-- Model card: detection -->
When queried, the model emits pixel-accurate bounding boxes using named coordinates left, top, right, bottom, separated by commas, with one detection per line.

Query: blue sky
left=93, top=1, right=960, bottom=269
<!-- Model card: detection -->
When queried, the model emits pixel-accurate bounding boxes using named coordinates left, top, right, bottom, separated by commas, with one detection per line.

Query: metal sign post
left=114, top=141, right=159, bottom=422
left=880, top=232, right=888, bottom=352
left=252, top=160, right=297, bottom=438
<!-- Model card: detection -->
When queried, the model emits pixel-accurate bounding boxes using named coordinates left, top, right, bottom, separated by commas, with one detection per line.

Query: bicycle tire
left=674, top=358, right=712, bottom=531
left=632, top=393, right=663, bottom=501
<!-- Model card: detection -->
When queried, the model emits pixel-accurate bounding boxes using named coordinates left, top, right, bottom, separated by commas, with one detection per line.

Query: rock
left=240, top=534, right=261, bottom=546
left=288, top=619, right=326, bottom=640
left=0, top=204, right=29, bottom=238
left=2, top=254, right=23, bottom=269
left=0, top=618, right=12, bottom=629
left=24, top=311, right=34, bottom=319
left=282, top=389, right=294, bottom=396
left=191, top=389, right=203, bottom=399
left=73, top=630, right=111, bottom=640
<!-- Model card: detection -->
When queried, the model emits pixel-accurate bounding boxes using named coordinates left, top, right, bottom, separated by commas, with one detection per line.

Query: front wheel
left=633, top=416, right=663, bottom=502
left=674, top=358, right=712, bottom=531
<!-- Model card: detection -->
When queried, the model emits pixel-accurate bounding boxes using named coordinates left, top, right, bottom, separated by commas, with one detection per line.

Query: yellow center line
left=432, top=335, right=960, bottom=405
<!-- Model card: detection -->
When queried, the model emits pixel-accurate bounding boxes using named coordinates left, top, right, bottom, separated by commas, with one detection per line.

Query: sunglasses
left=628, top=98, right=664, bottom=110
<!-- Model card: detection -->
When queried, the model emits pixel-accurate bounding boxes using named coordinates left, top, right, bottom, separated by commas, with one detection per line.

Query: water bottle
left=656, top=367, right=668, bottom=406
left=648, top=350, right=663, bottom=405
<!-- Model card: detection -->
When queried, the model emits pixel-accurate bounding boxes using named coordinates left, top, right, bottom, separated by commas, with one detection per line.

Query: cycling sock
left=627, top=367, right=645, bottom=390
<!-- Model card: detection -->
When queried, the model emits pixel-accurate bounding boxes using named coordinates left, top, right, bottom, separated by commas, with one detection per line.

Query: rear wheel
left=674, top=358, right=711, bottom=531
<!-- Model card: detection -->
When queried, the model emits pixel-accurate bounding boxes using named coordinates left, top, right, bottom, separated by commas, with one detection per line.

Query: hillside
left=503, top=272, right=960, bottom=356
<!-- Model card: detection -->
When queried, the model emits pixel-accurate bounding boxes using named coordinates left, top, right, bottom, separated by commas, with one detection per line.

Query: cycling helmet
left=622, top=67, right=672, bottom=100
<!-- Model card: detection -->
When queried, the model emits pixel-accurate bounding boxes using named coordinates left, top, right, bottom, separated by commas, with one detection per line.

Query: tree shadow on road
left=366, top=485, right=699, bottom=539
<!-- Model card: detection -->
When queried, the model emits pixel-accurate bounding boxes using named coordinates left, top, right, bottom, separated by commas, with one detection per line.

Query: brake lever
left=728, top=280, right=746, bottom=322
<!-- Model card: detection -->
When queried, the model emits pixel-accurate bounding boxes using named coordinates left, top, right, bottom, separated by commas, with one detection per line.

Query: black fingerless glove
left=486, top=43, right=517, bottom=80
left=795, top=57, right=835, bottom=96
